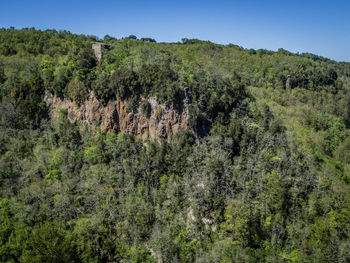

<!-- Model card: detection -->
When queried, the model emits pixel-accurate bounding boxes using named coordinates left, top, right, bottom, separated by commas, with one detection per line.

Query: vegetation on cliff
left=1, top=27, right=350, bottom=262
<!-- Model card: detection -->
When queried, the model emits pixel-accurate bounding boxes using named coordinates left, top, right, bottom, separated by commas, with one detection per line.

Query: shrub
left=67, top=79, right=88, bottom=104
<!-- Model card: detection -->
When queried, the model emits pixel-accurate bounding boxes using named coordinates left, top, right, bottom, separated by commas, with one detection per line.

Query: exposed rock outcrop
left=44, top=91, right=117, bottom=131
left=92, top=43, right=110, bottom=62
left=44, top=91, right=190, bottom=142
left=285, top=75, right=292, bottom=88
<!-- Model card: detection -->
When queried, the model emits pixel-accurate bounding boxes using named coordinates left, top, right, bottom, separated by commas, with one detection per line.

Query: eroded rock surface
left=44, top=91, right=190, bottom=141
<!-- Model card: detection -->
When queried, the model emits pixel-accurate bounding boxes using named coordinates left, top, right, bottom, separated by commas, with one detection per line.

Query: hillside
left=1, top=28, right=350, bottom=262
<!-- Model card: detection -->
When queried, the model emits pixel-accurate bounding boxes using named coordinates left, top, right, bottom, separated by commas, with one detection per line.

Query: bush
left=110, top=67, right=140, bottom=100
left=92, top=72, right=112, bottom=106
left=67, top=79, right=88, bottom=104
left=76, top=48, right=97, bottom=69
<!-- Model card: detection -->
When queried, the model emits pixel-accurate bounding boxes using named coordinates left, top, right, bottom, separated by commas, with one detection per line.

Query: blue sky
left=1, top=0, right=349, bottom=61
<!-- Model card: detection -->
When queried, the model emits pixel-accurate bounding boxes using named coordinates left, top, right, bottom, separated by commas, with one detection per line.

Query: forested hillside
left=1, top=27, right=350, bottom=262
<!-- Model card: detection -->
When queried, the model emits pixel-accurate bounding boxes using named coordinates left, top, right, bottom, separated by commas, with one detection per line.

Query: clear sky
left=1, top=0, right=349, bottom=61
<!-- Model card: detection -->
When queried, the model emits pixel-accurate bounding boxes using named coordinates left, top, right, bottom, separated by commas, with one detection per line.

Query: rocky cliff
left=44, top=91, right=190, bottom=141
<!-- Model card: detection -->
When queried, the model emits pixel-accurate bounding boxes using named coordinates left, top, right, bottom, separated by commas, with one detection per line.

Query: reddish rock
left=44, top=91, right=190, bottom=142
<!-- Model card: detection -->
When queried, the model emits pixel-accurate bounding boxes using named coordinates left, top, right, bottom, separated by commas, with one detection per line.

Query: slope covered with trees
left=1, top=27, right=350, bottom=262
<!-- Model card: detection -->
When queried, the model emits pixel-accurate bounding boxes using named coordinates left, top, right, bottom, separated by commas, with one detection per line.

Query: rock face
left=44, top=91, right=118, bottom=131
left=92, top=43, right=110, bottom=62
left=285, top=75, right=292, bottom=88
left=44, top=91, right=190, bottom=141
left=92, top=44, right=103, bottom=62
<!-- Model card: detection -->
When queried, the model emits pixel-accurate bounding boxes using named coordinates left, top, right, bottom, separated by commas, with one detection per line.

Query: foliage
left=0, top=27, right=350, bottom=262
left=67, top=79, right=88, bottom=104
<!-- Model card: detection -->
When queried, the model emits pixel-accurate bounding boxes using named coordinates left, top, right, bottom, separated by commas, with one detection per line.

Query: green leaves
left=1, top=27, right=350, bottom=263
left=312, top=113, right=346, bottom=153
left=221, top=199, right=251, bottom=247
left=67, top=79, right=88, bottom=104
left=22, top=221, right=75, bottom=263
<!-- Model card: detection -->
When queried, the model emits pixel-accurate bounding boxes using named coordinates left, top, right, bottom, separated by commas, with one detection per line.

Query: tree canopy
left=1, top=27, right=350, bottom=262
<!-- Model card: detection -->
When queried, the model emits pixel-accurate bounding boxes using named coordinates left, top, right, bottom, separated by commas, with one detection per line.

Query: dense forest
left=1, top=27, right=350, bottom=262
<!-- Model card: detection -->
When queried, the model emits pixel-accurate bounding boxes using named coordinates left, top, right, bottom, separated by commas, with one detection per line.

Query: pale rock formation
left=44, top=90, right=190, bottom=142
